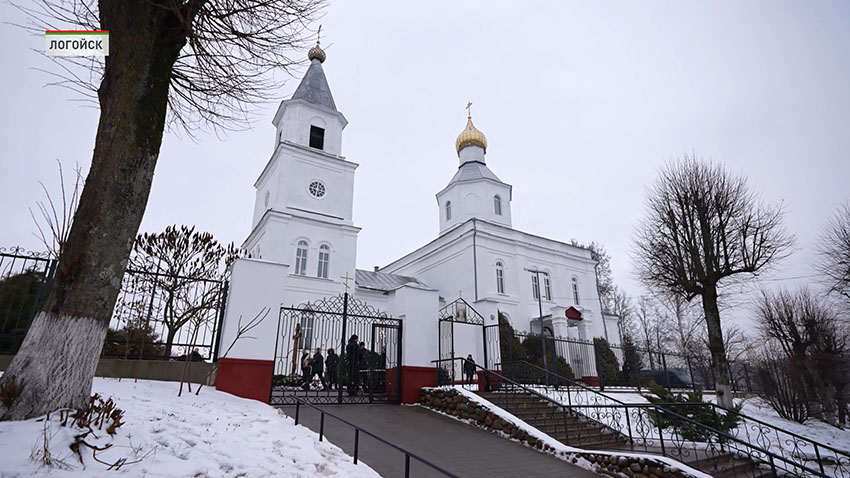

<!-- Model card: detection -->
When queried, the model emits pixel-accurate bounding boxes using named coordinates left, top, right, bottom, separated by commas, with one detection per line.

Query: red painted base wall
left=216, top=358, right=274, bottom=403
left=400, top=366, right=438, bottom=404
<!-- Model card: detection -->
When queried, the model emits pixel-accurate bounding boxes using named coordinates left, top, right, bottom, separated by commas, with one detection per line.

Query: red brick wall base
left=216, top=358, right=274, bottom=402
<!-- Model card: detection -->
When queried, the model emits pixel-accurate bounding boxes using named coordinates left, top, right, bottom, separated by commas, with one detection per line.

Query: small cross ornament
left=340, top=272, right=353, bottom=293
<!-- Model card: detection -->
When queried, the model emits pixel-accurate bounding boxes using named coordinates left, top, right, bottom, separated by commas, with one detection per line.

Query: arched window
left=543, top=274, right=552, bottom=301
left=531, top=274, right=540, bottom=300
left=572, top=277, right=580, bottom=305
left=295, top=240, right=308, bottom=275
left=446, top=201, right=452, bottom=220
left=494, top=195, right=502, bottom=216
left=317, top=244, right=330, bottom=278
left=300, top=309, right=315, bottom=351
left=495, top=261, right=505, bottom=294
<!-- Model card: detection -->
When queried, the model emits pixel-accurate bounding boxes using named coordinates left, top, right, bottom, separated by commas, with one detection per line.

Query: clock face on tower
left=308, top=180, right=326, bottom=198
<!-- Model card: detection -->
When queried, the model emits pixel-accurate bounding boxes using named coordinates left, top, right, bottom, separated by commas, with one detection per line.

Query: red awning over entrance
left=565, top=306, right=583, bottom=320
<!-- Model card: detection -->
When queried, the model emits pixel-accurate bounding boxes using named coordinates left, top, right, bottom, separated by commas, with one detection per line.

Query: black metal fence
left=0, top=247, right=227, bottom=361
left=271, top=293, right=402, bottom=405
left=499, top=324, right=754, bottom=393
left=0, top=247, right=56, bottom=354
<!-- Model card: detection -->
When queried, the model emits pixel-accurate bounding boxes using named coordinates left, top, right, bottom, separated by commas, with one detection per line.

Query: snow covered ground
left=0, top=377, right=381, bottom=478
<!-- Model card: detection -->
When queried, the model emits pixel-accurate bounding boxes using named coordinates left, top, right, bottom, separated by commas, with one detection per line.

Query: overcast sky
left=1, top=1, right=848, bottom=329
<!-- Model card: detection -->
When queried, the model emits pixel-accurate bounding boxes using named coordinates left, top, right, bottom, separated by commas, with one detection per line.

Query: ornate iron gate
left=270, top=293, right=402, bottom=405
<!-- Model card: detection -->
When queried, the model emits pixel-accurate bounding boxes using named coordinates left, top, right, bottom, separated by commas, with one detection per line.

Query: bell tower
left=435, top=106, right=513, bottom=233
left=244, top=38, right=360, bottom=283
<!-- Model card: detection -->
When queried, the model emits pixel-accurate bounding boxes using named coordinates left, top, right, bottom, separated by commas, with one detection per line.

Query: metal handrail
left=506, top=359, right=850, bottom=464
left=498, top=360, right=629, bottom=406
left=433, top=358, right=625, bottom=440
left=434, top=358, right=831, bottom=478
left=288, top=396, right=462, bottom=478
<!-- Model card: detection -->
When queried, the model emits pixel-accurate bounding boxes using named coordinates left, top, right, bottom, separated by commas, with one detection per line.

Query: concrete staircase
left=478, top=390, right=775, bottom=478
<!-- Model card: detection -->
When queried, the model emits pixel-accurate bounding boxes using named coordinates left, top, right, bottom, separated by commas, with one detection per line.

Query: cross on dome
left=455, top=102, right=487, bottom=154
left=307, top=25, right=326, bottom=63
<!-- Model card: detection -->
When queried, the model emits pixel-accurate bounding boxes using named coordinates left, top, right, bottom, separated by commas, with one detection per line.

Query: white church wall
left=389, top=285, right=440, bottom=367
left=247, top=213, right=358, bottom=283
left=437, top=177, right=512, bottom=233
left=219, top=258, right=290, bottom=362
left=272, top=145, right=358, bottom=223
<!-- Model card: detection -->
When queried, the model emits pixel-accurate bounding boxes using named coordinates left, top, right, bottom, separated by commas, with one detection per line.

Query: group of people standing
left=299, top=334, right=383, bottom=395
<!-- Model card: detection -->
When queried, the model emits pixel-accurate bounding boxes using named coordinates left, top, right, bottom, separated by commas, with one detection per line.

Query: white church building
left=216, top=41, right=620, bottom=403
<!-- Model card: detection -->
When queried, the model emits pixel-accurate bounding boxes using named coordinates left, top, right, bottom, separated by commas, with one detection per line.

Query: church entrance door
left=270, top=293, right=402, bottom=405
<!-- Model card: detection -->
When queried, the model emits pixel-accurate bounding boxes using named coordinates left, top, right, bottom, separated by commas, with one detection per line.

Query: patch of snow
left=0, top=377, right=382, bottom=478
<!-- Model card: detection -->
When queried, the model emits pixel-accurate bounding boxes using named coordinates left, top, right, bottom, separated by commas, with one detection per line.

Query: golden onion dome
left=455, top=115, right=488, bottom=153
left=308, top=43, right=326, bottom=63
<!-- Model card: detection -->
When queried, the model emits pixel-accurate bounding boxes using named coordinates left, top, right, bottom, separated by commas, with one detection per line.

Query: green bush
left=593, top=337, right=620, bottom=385
left=102, top=319, right=166, bottom=359
left=0, top=270, right=44, bottom=353
left=643, top=381, right=741, bottom=441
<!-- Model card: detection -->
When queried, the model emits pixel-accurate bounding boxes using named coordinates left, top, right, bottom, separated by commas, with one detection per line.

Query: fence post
left=593, top=341, right=605, bottom=391
left=339, top=292, right=349, bottom=405
left=686, top=356, right=697, bottom=393
left=655, top=407, right=666, bottom=456
left=483, top=324, right=489, bottom=370
left=319, top=412, right=325, bottom=441
left=212, top=281, right=228, bottom=362
left=354, top=429, right=360, bottom=464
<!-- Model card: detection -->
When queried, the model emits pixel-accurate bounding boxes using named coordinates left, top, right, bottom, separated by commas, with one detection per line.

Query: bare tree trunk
left=703, top=284, right=733, bottom=408
left=0, top=2, right=186, bottom=420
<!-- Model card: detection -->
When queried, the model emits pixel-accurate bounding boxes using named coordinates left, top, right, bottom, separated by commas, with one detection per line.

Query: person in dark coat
left=300, top=350, right=312, bottom=390
left=346, top=334, right=360, bottom=395
left=464, top=354, right=476, bottom=384
left=312, top=348, right=327, bottom=390
left=325, top=348, right=339, bottom=390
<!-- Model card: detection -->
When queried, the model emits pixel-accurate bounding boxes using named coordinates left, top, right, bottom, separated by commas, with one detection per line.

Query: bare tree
left=129, top=225, right=241, bottom=357
left=755, top=288, right=849, bottom=425
left=1, top=0, right=323, bottom=420
left=29, top=160, right=83, bottom=260
left=610, top=286, right=633, bottom=345
left=656, top=293, right=703, bottom=358
left=634, top=155, right=793, bottom=408
left=817, top=201, right=850, bottom=307
left=571, top=240, right=615, bottom=311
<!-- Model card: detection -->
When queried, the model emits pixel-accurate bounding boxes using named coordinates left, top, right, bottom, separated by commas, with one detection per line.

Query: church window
left=494, top=195, right=502, bottom=216
left=317, top=244, right=330, bottom=278
left=300, top=309, right=315, bottom=350
left=295, top=241, right=308, bottom=275
left=543, top=275, right=552, bottom=301
left=495, top=261, right=505, bottom=294
left=531, top=274, right=540, bottom=300
left=309, top=125, right=325, bottom=150
left=446, top=201, right=452, bottom=220
left=572, top=277, right=580, bottom=305
left=308, top=181, right=326, bottom=198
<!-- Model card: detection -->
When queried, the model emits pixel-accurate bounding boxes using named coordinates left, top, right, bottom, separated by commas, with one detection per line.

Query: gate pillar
left=391, top=284, right=440, bottom=403
left=216, top=258, right=289, bottom=402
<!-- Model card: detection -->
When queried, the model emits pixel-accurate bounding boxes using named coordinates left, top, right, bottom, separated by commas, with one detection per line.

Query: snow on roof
left=355, top=269, right=435, bottom=292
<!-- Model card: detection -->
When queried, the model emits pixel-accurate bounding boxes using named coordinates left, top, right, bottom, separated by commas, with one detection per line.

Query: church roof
left=355, top=269, right=435, bottom=292
left=291, top=59, right=337, bottom=111
left=444, top=161, right=506, bottom=188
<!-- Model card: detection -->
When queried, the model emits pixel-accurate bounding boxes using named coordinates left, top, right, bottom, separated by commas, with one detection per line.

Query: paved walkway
left=279, top=404, right=599, bottom=478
